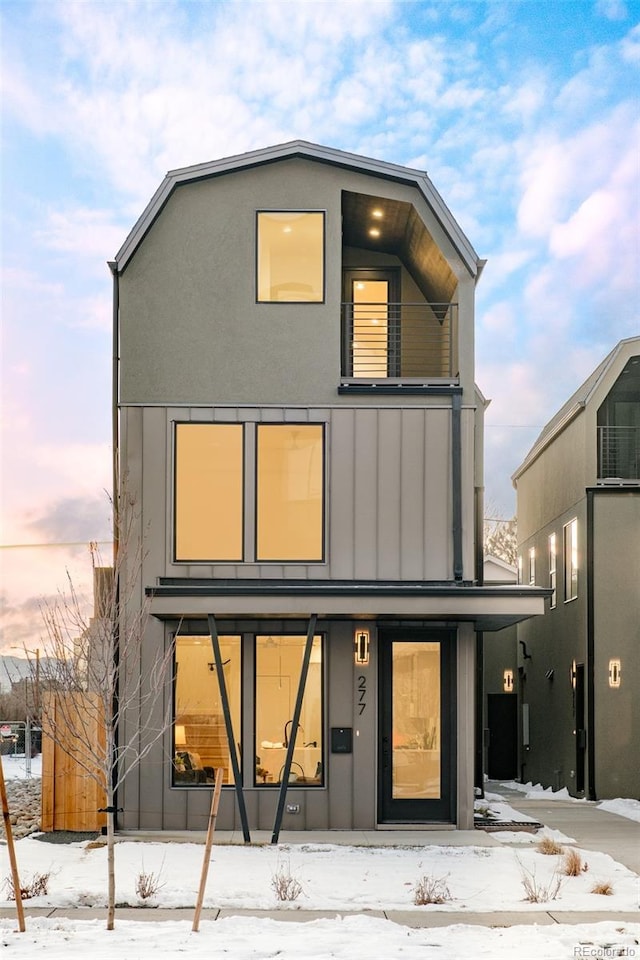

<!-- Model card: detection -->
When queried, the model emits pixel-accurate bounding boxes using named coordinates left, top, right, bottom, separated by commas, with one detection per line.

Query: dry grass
left=271, top=861, right=303, bottom=902
left=591, top=880, right=614, bottom=896
left=135, top=862, right=166, bottom=900
left=3, top=871, right=51, bottom=900
left=413, top=874, right=452, bottom=906
left=536, top=836, right=564, bottom=856
left=519, top=861, right=563, bottom=903
left=561, top=848, right=585, bottom=876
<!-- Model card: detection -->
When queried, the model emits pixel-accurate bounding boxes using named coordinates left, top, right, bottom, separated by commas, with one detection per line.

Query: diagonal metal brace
left=271, top=614, right=318, bottom=844
left=208, top=614, right=251, bottom=843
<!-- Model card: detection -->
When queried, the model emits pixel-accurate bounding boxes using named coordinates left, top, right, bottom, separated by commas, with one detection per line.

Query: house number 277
left=357, top=675, right=367, bottom=715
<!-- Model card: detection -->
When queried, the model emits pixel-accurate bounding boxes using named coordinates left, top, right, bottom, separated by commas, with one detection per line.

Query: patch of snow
left=597, top=798, right=640, bottom=823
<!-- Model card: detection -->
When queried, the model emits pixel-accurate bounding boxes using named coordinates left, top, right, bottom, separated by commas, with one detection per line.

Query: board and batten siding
left=120, top=402, right=476, bottom=587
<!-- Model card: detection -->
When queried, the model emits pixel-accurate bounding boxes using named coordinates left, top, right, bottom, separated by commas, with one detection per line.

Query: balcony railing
left=598, top=425, right=640, bottom=482
left=341, top=302, right=457, bottom=380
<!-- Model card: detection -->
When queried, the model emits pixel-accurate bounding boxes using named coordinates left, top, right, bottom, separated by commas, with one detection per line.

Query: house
left=109, top=141, right=547, bottom=835
left=512, top=338, right=640, bottom=800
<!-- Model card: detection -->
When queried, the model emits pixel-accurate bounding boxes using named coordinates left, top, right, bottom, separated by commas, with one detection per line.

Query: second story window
left=548, top=533, right=557, bottom=609
left=256, top=424, right=324, bottom=562
left=175, top=423, right=244, bottom=561
left=564, top=518, right=578, bottom=602
left=256, top=211, right=325, bottom=303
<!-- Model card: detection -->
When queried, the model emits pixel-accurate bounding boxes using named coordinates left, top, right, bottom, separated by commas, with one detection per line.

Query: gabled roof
left=512, top=336, right=640, bottom=482
left=113, top=140, right=480, bottom=275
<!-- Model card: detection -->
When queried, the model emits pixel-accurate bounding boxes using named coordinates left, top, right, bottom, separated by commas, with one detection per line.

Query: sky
left=1, top=755, right=640, bottom=959
left=1, top=0, right=639, bottom=654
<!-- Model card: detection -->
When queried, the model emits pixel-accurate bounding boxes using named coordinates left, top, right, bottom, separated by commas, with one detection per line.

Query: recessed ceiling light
left=369, top=227, right=381, bottom=237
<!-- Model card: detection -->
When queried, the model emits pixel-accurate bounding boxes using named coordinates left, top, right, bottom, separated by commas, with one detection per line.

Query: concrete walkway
left=486, top=780, right=640, bottom=875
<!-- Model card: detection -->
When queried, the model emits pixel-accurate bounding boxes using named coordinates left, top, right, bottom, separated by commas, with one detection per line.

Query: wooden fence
left=41, top=692, right=107, bottom=832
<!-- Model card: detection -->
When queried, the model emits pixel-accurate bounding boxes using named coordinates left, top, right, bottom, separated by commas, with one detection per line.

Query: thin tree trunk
left=107, top=789, right=115, bottom=930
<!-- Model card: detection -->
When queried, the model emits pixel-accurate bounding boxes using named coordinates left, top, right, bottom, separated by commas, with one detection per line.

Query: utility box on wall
left=331, top=727, right=353, bottom=753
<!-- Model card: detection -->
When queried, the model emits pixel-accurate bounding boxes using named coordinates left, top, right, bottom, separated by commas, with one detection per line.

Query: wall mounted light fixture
left=608, top=658, right=621, bottom=688
left=354, top=629, right=370, bottom=665
left=503, top=669, right=514, bottom=693
left=570, top=659, right=577, bottom=690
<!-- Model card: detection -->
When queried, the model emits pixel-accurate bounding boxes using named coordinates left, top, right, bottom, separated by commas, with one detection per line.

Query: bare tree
left=28, top=488, right=174, bottom=930
left=483, top=508, right=518, bottom=567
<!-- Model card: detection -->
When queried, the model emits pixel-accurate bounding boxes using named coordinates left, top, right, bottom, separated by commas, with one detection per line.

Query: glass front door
left=378, top=631, right=454, bottom=822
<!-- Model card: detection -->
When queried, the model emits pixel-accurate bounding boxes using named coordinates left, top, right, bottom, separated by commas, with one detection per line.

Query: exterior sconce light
left=503, top=669, right=514, bottom=693
left=608, top=659, right=621, bottom=688
left=570, top=660, right=577, bottom=690
left=354, top=629, right=370, bottom=665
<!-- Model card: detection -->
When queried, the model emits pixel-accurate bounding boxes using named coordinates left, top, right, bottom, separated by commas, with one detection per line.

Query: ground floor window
left=172, top=631, right=324, bottom=788
left=173, top=635, right=241, bottom=786
left=255, top=634, right=323, bottom=786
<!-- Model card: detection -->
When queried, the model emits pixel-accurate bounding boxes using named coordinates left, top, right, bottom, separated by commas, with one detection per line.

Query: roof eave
left=112, top=140, right=480, bottom=276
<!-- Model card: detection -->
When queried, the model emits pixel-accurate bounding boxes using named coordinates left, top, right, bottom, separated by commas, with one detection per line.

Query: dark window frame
left=173, top=421, right=246, bottom=564
left=253, top=632, right=326, bottom=788
left=254, top=422, right=326, bottom=564
left=255, top=210, right=326, bottom=304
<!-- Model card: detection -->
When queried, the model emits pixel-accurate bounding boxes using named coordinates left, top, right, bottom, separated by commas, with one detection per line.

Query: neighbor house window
left=528, top=546, right=536, bottom=585
left=548, top=533, right=557, bottom=609
left=255, top=635, right=323, bottom=786
left=564, top=518, right=578, bottom=601
left=174, top=423, right=244, bottom=561
left=256, top=211, right=325, bottom=302
left=173, top=635, right=241, bottom=787
left=256, top=424, right=324, bottom=561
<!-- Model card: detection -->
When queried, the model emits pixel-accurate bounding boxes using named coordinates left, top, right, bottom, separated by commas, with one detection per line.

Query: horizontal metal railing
left=341, top=302, right=456, bottom=379
left=598, top=425, right=640, bottom=481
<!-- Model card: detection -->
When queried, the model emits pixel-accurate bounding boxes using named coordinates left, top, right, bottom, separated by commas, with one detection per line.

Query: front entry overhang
left=146, top=579, right=550, bottom=631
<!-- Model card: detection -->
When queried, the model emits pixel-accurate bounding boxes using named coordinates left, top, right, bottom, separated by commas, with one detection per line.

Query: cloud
left=27, top=496, right=112, bottom=545
left=37, top=208, right=127, bottom=261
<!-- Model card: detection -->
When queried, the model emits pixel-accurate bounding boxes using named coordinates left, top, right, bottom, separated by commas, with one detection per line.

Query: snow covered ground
left=1, top=756, right=638, bottom=959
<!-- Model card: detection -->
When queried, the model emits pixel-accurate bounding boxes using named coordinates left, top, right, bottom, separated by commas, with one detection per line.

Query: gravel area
left=1, top=777, right=41, bottom=840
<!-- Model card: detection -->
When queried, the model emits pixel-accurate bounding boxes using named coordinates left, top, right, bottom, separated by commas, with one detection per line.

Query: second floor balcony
left=598, top=425, right=640, bottom=482
left=341, top=301, right=457, bottom=381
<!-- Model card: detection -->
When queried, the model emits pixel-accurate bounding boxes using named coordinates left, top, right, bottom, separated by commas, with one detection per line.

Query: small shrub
left=536, top=836, right=564, bottom=856
left=591, top=880, right=614, bottom=896
left=135, top=860, right=165, bottom=900
left=413, top=874, right=452, bottom=905
left=561, top=848, right=583, bottom=876
left=519, top=862, right=563, bottom=903
left=271, top=861, right=303, bottom=902
left=3, top=871, right=50, bottom=900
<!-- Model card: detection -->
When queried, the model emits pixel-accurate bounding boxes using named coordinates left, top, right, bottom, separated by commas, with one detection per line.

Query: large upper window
left=173, top=635, right=241, bottom=787
left=255, top=635, right=323, bottom=786
left=256, top=211, right=324, bottom=302
left=564, top=518, right=578, bottom=602
left=256, top=424, right=324, bottom=561
left=175, top=423, right=243, bottom=561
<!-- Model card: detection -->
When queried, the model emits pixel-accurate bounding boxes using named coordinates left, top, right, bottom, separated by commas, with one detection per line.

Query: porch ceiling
left=342, top=191, right=457, bottom=305
left=146, top=580, right=550, bottom=632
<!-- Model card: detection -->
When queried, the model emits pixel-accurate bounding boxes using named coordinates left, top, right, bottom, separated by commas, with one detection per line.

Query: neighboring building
left=513, top=338, right=640, bottom=800
left=481, top=556, right=520, bottom=784
left=110, top=141, right=547, bottom=834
